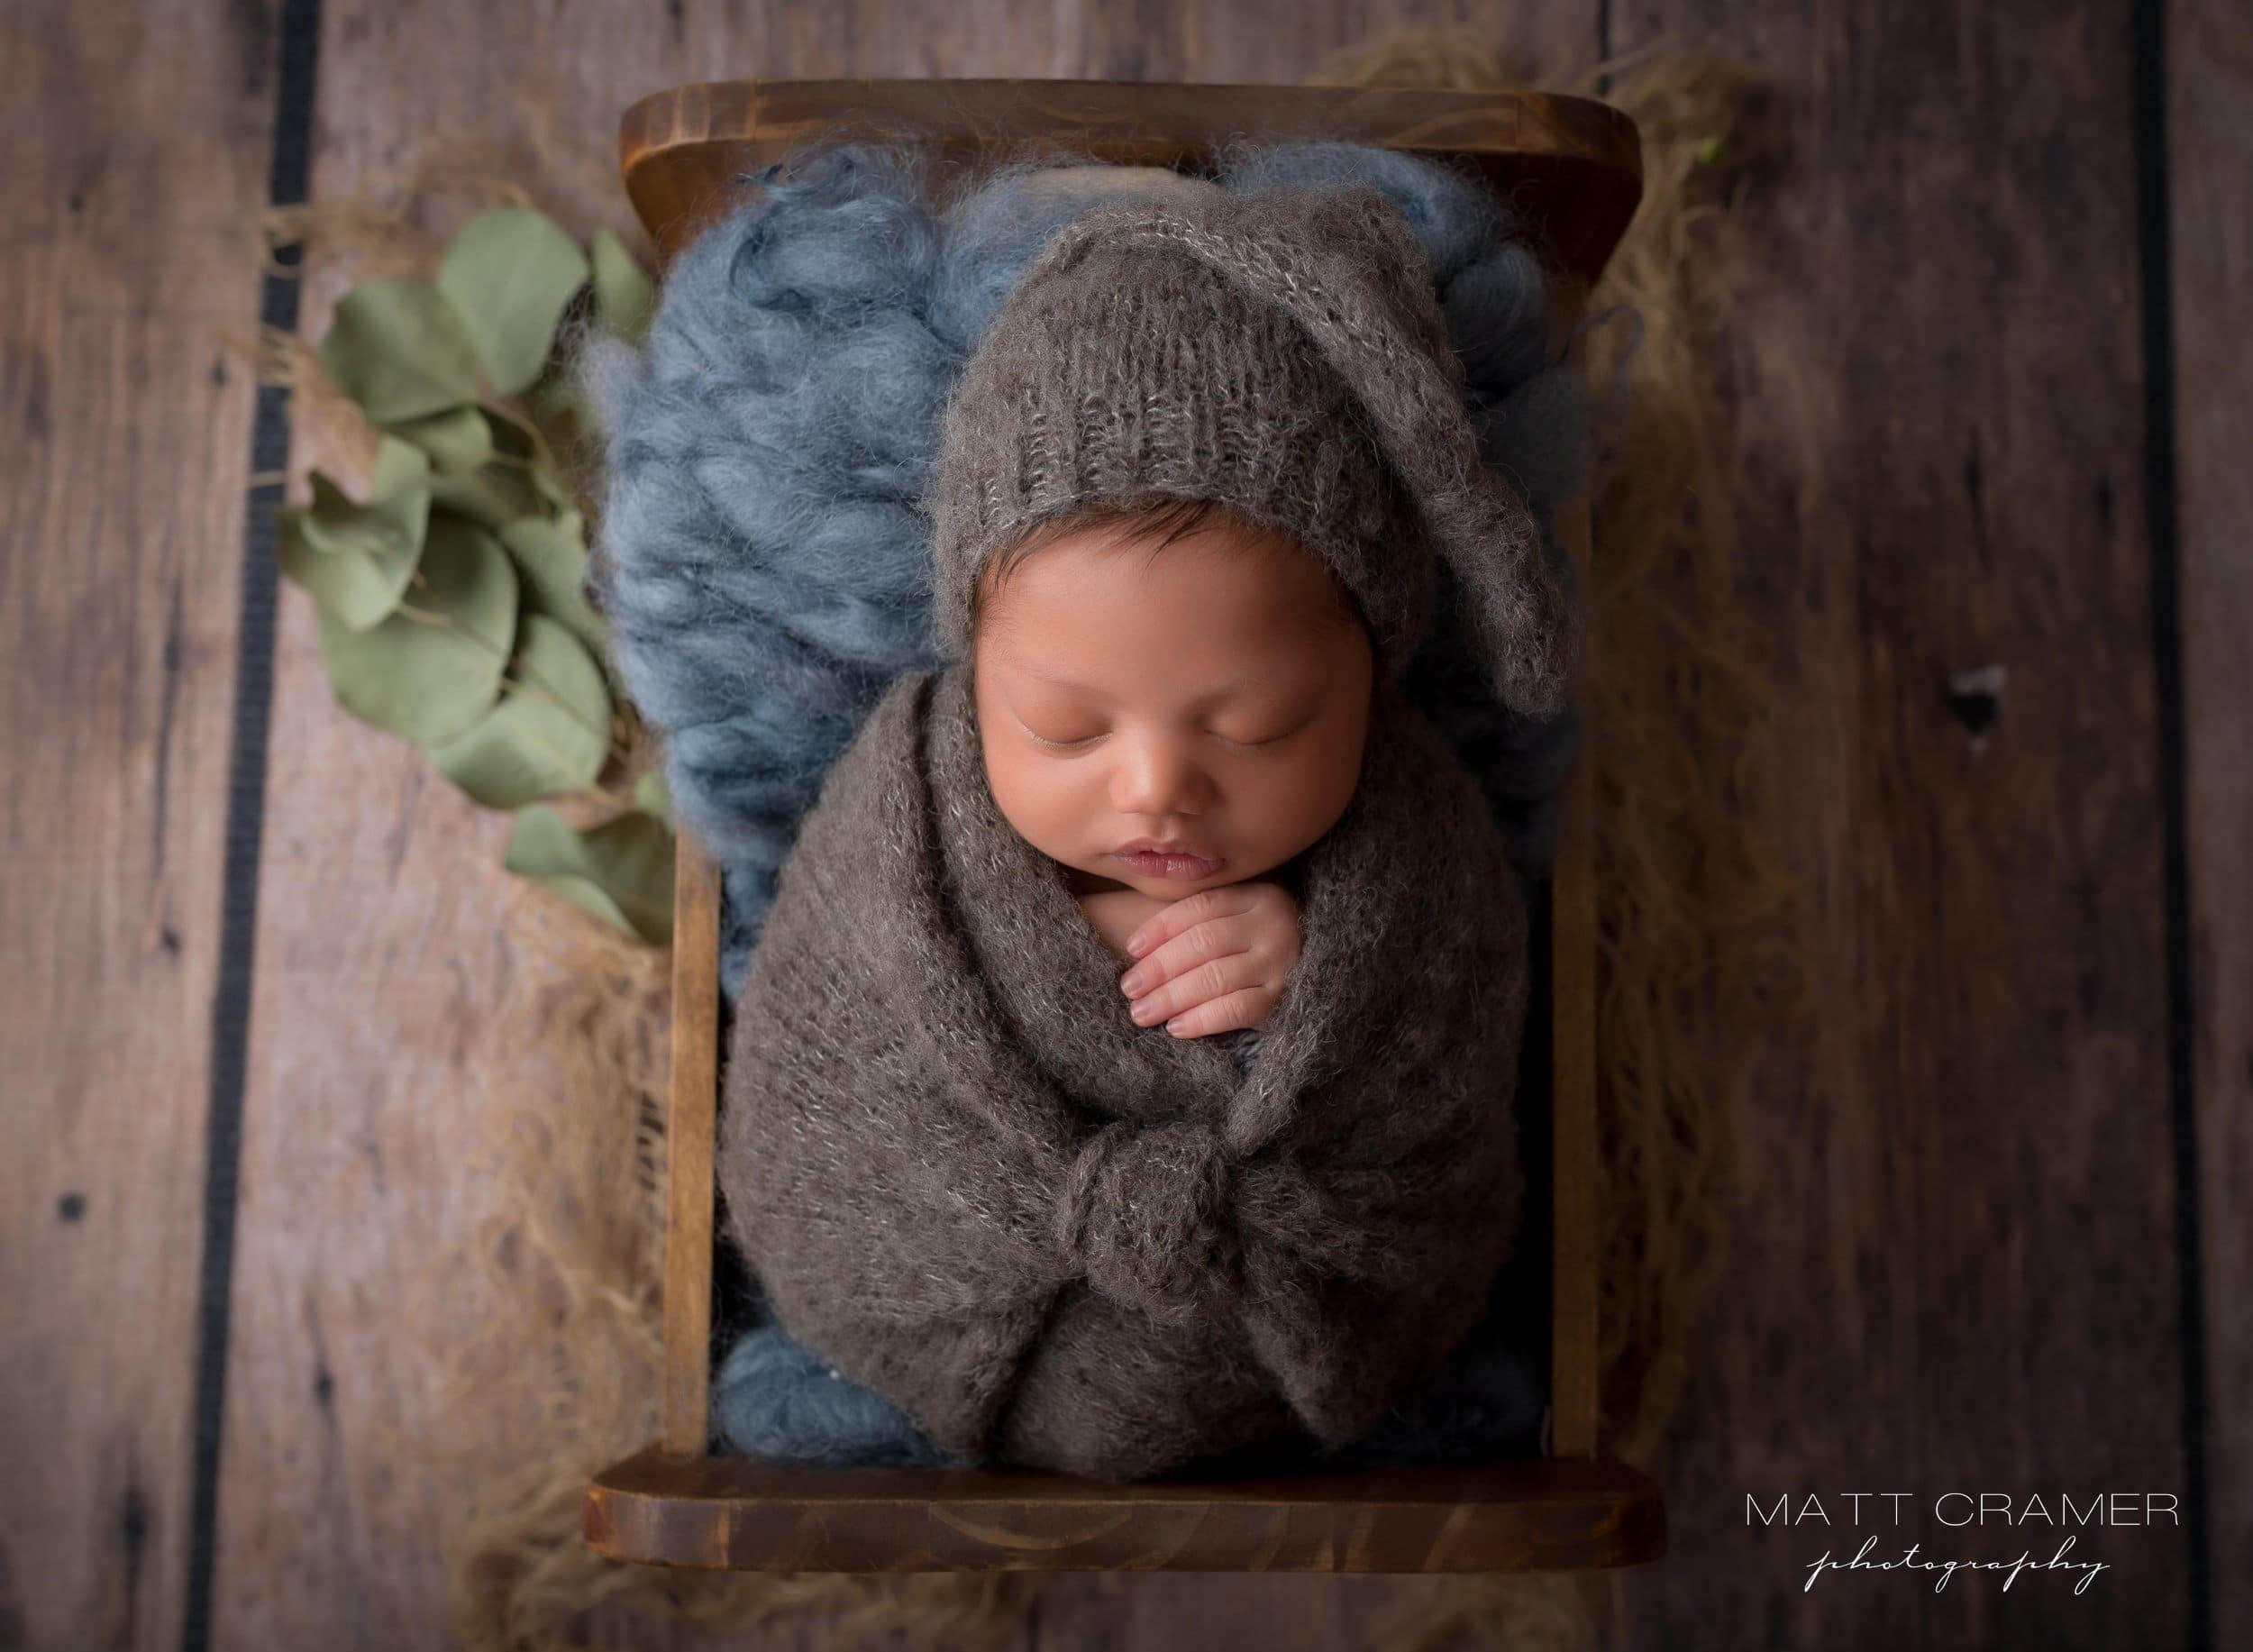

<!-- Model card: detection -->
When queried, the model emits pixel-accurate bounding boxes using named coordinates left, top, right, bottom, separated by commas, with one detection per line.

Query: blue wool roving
left=712, top=1326, right=979, bottom=1468
left=579, top=135, right=1591, bottom=999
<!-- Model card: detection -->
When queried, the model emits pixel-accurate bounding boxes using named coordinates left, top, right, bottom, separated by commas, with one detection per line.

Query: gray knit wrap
left=926, top=183, right=1578, bottom=718
left=719, top=661, right=1529, bottom=1478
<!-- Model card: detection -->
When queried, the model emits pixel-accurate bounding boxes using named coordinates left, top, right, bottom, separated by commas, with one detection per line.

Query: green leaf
left=384, top=405, right=494, bottom=474
left=276, top=437, right=433, bottom=631
left=316, top=516, right=519, bottom=743
left=436, top=206, right=591, bottom=398
left=634, top=764, right=673, bottom=825
left=424, top=406, right=554, bottom=532
left=425, top=614, right=612, bottom=808
left=505, top=806, right=674, bottom=945
left=498, top=514, right=607, bottom=653
left=429, top=467, right=545, bottom=533
left=319, top=279, right=483, bottom=423
left=589, top=226, right=656, bottom=343
left=430, top=469, right=543, bottom=534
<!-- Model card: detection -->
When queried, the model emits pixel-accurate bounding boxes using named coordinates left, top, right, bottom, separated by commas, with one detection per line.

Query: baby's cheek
left=984, top=753, right=1085, bottom=858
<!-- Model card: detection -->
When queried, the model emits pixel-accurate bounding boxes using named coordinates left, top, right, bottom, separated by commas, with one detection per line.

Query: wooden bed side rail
left=661, top=832, right=724, bottom=1456
left=1548, top=489, right=1601, bottom=1459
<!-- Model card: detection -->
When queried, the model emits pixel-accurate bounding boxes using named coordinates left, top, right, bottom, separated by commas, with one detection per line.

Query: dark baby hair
left=969, top=492, right=1367, bottom=642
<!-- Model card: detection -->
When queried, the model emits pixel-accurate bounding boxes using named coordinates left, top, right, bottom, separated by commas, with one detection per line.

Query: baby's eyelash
left=1214, top=718, right=1310, bottom=750
left=1015, top=717, right=1304, bottom=752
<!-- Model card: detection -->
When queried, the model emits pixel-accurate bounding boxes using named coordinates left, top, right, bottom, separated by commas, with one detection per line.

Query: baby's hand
left=1117, top=881, right=1302, bottom=1039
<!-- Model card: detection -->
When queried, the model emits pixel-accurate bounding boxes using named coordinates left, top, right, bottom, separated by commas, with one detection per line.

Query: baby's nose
left=1110, top=738, right=1212, bottom=816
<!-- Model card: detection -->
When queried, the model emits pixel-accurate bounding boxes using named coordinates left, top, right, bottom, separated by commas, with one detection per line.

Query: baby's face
left=971, top=514, right=1374, bottom=901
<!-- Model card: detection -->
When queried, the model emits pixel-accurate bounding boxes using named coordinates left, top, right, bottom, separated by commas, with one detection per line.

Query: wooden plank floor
left=0, top=4, right=287, bottom=1648
left=2170, top=3, right=2252, bottom=1647
left=1601, top=0, right=2208, bottom=1646
left=2, top=0, right=2241, bottom=1647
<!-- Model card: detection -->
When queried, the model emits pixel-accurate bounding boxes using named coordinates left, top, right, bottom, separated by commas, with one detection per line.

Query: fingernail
left=1120, top=968, right=1146, bottom=996
left=1131, top=999, right=1157, bottom=1023
left=1126, top=934, right=1150, bottom=956
left=1165, top=1015, right=1189, bottom=1034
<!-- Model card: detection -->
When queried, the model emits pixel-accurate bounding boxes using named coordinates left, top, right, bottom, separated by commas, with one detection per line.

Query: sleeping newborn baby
left=712, top=181, right=1577, bottom=1479
left=970, top=491, right=1373, bottom=1062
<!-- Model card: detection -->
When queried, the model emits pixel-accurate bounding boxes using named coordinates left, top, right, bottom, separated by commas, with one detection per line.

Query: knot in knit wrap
left=1054, top=1119, right=1241, bottom=1318
left=924, top=183, right=1578, bottom=719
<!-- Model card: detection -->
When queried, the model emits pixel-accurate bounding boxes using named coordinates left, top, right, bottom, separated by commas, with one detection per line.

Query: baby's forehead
left=974, top=515, right=1364, bottom=640
left=976, top=616, right=1366, bottom=716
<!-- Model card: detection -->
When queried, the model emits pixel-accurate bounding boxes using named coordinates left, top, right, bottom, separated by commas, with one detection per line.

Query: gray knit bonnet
left=925, top=181, right=1578, bottom=719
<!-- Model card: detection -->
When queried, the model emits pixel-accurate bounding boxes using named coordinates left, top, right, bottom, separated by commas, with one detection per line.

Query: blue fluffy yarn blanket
left=582, top=135, right=1589, bottom=1470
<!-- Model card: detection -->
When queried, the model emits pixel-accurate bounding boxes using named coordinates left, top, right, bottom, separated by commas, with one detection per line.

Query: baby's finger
left=1162, top=986, right=1271, bottom=1040
left=1127, top=947, right=1263, bottom=1028
left=1123, top=885, right=1254, bottom=961
left=1118, top=913, right=1253, bottom=1001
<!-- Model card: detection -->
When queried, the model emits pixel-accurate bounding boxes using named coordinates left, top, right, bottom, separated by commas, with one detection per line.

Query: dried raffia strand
left=1564, top=36, right=1808, bottom=1475
left=394, top=883, right=1035, bottom=1649
left=211, top=320, right=384, bottom=486
left=252, top=159, right=543, bottom=283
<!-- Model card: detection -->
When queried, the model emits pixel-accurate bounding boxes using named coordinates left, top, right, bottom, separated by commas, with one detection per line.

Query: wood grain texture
left=0, top=3, right=278, bottom=1647
left=1549, top=496, right=1601, bottom=1461
left=1604, top=0, right=2201, bottom=1645
left=2168, top=0, right=2251, bottom=1645
left=207, top=8, right=728, bottom=1646
left=588, top=1447, right=1665, bottom=1573
left=661, top=836, right=721, bottom=1457
left=619, top=79, right=1642, bottom=281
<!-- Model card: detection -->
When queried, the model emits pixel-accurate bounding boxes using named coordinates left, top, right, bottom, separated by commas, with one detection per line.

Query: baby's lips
left=1112, top=846, right=1226, bottom=881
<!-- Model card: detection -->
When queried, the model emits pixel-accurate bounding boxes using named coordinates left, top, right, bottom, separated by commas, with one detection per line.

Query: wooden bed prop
left=585, top=78, right=1665, bottom=1574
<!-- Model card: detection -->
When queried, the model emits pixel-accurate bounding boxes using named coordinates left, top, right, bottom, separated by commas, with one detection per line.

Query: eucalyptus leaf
left=316, top=516, right=519, bottom=743
left=425, top=615, right=612, bottom=808
left=634, top=764, right=673, bottom=824
left=277, top=436, right=433, bottom=631
left=436, top=206, right=591, bottom=398
left=384, top=405, right=494, bottom=474
left=319, top=279, right=483, bottom=423
left=424, top=406, right=552, bottom=530
left=505, top=805, right=674, bottom=945
left=429, top=468, right=544, bottom=533
left=589, top=227, right=656, bottom=343
left=499, top=515, right=607, bottom=652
